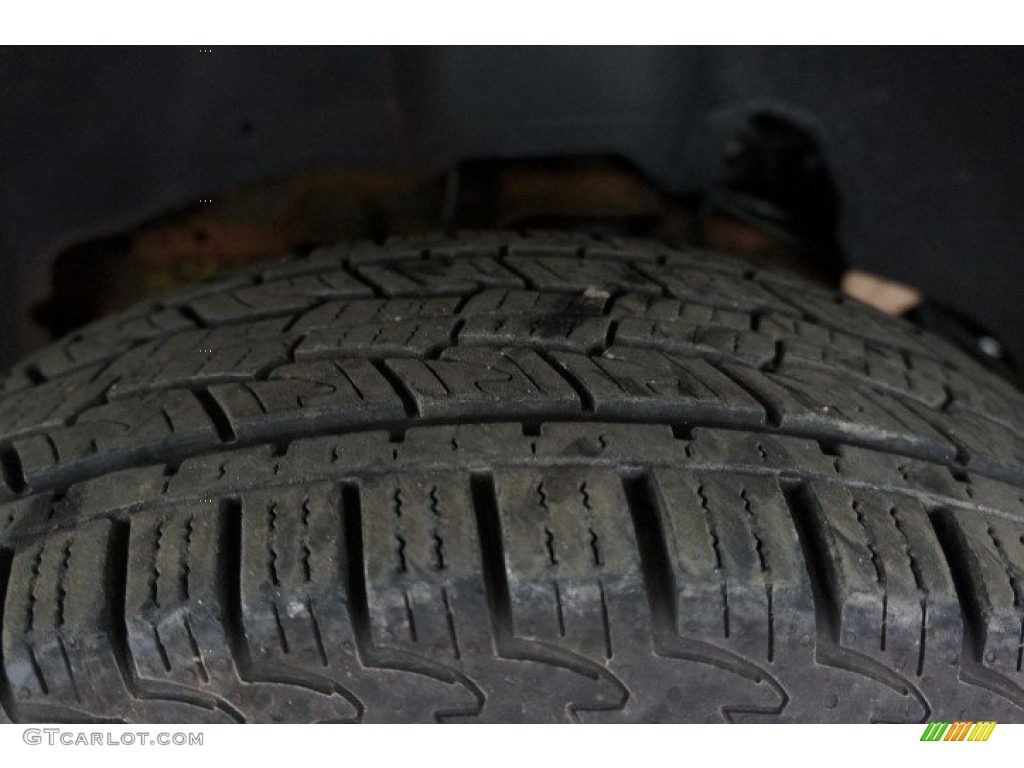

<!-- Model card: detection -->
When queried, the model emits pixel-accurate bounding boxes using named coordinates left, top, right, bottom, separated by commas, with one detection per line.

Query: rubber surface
left=1, top=231, right=1023, bottom=723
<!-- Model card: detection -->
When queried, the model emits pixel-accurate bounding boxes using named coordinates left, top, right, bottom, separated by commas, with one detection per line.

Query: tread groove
left=928, top=509, right=984, bottom=665
left=0, top=409, right=1020, bottom=522
left=535, top=349, right=595, bottom=411
left=108, top=518, right=169, bottom=720
left=27, top=646, right=48, bottom=696
left=598, top=580, right=612, bottom=660
left=887, top=504, right=930, bottom=677
left=26, top=543, right=44, bottom=635
left=553, top=580, right=566, bottom=637
left=149, top=518, right=166, bottom=607
left=441, top=586, right=461, bottom=660
left=0, top=448, right=26, bottom=495
left=402, top=590, right=418, bottom=643
left=620, top=474, right=677, bottom=636
left=469, top=472, right=516, bottom=642
left=374, top=361, right=421, bottom=417
left=695, top=482, right=730, bottom=638
left=151, top=622, right=172, bottom=673
left=182, top=616, right=210, bottom=683
left=713, top=365, right=782, bottom=427
left=341, top=482, right=374, bottom=659
left=0, top=546, right=16, bottom=722
left=929, top=508, right=1024, bottom=710
left=851, top=499, right=887, bottom=650
left=194, top=390, right=237, bottom=443
left=217, top=497, right=253, bottom=679
left=57, top=636, right=79, bottom=703
left=783, top=484, right=841, bottom=642
left=306, top=598, right=329, bottom=668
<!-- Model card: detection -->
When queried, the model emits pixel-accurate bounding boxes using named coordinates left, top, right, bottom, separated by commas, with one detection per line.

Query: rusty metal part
left=32, top=156, right=838, bottom=340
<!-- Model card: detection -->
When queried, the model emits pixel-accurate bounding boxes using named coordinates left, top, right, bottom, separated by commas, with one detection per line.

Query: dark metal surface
left=1, top=46, right=1022, bottom=370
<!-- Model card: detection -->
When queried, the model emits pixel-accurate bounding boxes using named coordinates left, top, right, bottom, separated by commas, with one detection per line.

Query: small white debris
left=583, top=286, right=611, bottom=300
left=978, top=336, right=1003, bottom=358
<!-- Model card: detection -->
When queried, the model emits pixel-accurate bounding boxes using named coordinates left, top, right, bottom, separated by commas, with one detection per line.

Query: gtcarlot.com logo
left=920, top=721, right=997, bottom=742
left=22, top=729, right=203, bottom=746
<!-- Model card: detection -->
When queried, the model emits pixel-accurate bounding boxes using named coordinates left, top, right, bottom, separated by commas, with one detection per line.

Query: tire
left=1, top=231, right=1022, bottom=724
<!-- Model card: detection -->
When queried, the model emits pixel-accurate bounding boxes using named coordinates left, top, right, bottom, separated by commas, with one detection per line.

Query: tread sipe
left=1, top=231, right=1023, bottom=723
